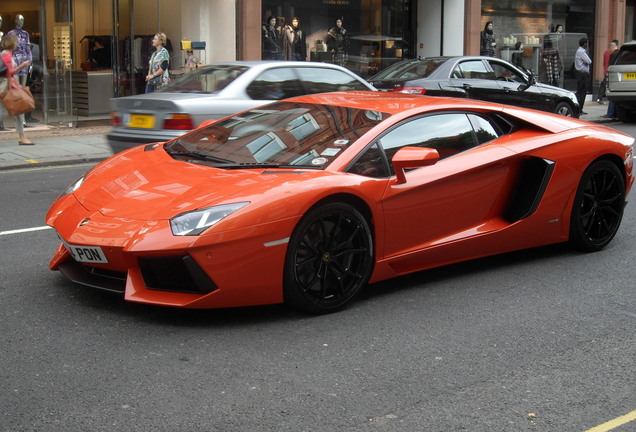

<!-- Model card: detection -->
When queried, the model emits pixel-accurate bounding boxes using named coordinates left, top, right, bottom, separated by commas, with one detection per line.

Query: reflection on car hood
left=532, top=82, right=574, bottom=96
left=75, top=145, right=321, bottom=220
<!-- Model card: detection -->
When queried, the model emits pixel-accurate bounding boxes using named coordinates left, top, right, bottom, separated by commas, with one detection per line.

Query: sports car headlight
left=60, top=176, right=85, bottom=198
left=170, top=202, right=250, bottom=236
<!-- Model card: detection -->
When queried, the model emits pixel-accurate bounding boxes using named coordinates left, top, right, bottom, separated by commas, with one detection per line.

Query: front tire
left=554, top=101, right=575, bottom=117
left=569, top=160, right=625, bottom=252
left=284, top=202, right=374, bottom=313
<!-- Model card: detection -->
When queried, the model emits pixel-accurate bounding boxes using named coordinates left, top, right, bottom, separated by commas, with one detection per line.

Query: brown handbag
left=1, top=84, right=35, bottom=116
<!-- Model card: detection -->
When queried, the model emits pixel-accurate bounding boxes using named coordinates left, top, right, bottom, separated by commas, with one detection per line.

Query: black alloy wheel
left=554, top=101, right=574, bottom=117
left=284, top=202, right=374, bottom=313
left=569, top=160, right=625, bottom=251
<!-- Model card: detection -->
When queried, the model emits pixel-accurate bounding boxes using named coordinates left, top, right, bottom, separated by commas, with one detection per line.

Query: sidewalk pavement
left=0, top=99, right=620, bottom=171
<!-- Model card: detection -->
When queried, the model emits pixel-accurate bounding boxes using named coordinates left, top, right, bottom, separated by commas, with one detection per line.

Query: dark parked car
left=368, top=56, right=580, bottom=117
left=107, top=61, right=375, bottom=153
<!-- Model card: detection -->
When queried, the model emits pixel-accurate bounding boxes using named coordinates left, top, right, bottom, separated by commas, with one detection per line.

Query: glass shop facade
left=0, top=0, right=627, bottom=127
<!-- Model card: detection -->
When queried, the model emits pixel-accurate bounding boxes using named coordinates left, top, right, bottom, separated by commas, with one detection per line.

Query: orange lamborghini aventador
left=46, top=92, right=634, bottom=313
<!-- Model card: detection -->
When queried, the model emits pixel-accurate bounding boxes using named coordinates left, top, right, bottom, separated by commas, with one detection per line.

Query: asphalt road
left=1, top=143, right=635, bottom=431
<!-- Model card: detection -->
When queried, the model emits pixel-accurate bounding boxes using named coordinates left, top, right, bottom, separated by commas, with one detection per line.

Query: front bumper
left=47, top=195, right=295, bottom=309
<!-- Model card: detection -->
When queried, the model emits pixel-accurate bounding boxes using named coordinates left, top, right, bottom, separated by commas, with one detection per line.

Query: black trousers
left=576, top=70, right=590, bottom=109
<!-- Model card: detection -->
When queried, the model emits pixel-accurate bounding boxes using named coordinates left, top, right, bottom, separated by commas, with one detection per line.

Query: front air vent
left=138, top=255, right=218, bottom=294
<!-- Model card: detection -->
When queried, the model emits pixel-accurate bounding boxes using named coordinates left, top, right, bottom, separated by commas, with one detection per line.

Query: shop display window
left=262, top=0, right=415, bottom=78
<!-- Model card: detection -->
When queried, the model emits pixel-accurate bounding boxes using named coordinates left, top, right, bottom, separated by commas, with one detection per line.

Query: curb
left=0, top=156, right=112, bottom=171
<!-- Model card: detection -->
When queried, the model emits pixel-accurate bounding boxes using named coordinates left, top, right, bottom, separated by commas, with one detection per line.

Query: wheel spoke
left=319, top=261, right=331, bottom=300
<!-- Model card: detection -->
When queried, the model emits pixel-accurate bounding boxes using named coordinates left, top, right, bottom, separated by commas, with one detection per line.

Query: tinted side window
left=245, top=68, right=304, bottom=100
left=379, top=114, right=478, bottom=174
left=347, top=142, right=390, bottom=178
left=488, top=61, right=525, bottom=83
left=295, top=67, right=369, bottom=94
left=452, top=60, right=495, bottom=80
left=467, top=114, right=501, bottom=144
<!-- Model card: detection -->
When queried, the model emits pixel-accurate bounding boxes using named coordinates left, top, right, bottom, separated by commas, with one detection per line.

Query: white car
left=108, top=61, right=376, bottom=153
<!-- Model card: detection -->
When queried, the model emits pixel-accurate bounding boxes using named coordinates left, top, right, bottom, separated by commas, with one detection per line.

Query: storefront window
left=262, top=0, right=415, bottom=78
left=481, top=0, right=595, bottom=90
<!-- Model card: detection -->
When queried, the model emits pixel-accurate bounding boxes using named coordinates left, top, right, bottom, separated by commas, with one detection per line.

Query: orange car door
left=378, top=113, right=517, bottom=262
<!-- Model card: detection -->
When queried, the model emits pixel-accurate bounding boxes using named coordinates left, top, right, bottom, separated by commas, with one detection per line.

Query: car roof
left=386, top=56, right=516, bottom=63
left=196, top=60, right=358, bottom=69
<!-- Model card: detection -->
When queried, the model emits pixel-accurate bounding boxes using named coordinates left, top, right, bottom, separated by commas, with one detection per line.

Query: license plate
left=624, top=72, right=636, bottom=80
left=60, top=237, right=109, bottom=263
left=128, top=114, right=155, bottom=129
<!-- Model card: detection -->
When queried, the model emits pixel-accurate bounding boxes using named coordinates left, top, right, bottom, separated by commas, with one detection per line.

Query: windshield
left=166, top=101, right=390, bottom=169
left=615, top=45, right=636, bottom=65
left=159, top=65, right=248, bottom=93
left=372, top=58, right=446, bottom=80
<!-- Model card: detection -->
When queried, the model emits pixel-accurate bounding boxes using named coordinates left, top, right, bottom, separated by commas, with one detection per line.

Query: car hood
left=75, top=145, right=325, bottom=220
left=532, top=82, right=574, bottom=97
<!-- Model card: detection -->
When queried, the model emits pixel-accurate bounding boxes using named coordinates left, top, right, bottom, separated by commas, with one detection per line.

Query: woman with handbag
left=1, top=33, right=33, bottom=145
left=144, top=32, right=170, bottom=93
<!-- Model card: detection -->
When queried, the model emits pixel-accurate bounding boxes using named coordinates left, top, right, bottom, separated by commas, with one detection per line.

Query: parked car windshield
left=371, top=58, right=446, bottom=80
left=167, top=101, right=390, bottom=169
left=159, top=65, right=249, bottom=93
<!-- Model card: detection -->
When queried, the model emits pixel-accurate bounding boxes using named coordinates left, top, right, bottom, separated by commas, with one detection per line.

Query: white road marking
left=0, top=226, right=53, bottom=236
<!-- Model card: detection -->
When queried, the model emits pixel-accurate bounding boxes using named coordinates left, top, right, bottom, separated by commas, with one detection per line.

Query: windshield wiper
left=168, top=150, right=234, bottom=163
left=219, top=163, right=323, bottom=170
left=212, top=162, right=282, bottom=169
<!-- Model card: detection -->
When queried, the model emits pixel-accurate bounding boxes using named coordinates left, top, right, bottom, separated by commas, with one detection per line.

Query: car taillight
left=391, top=86, right=427, bottom=95
left=111, top=112, right=122, bottom=126
left=163, top=114, right=194, bottom=130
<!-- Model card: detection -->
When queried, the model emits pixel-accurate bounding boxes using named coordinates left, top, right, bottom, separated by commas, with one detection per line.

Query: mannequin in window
left=262, top=16, right=281, bottom=60
left=7, top=14, right=39, bottom=123
left=327, top=18, right=349, bottom=66
left=282, top=17, right=307, bottom=61
left=480, top=21, right=497, bottom=57
left=281, top=18, right=294, bottom=60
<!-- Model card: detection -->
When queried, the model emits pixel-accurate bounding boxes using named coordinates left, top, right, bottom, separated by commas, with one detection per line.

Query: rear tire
left=569, top=160, right=625, bottom=252
left=616, top=105, right=635, bottom=123
left=284, top=202, right=374, bottom=314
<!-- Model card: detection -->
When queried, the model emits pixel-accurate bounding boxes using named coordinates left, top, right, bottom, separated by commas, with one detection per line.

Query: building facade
left=0, top=0, right=630, bottom=126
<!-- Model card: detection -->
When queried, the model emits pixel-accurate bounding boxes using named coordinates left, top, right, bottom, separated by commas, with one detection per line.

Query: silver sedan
left=107, top=61, right=376, bottom=153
